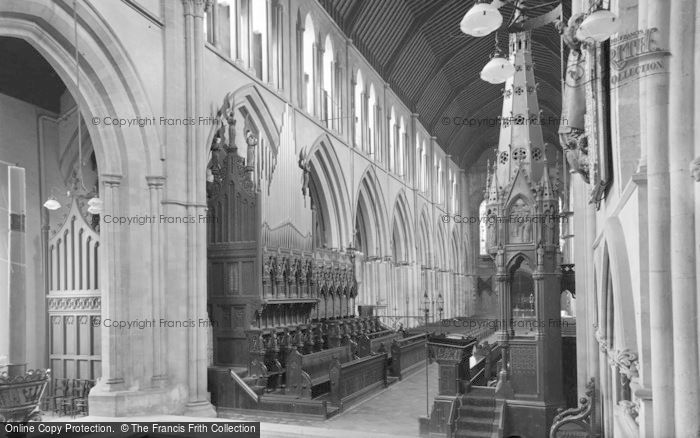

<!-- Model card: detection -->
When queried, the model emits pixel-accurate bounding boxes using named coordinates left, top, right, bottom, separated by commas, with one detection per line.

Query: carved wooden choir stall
left=205, top=109, right=427, bottom=417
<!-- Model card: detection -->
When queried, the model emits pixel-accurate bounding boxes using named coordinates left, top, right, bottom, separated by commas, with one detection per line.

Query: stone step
left=459, top=405, right=495, bottom=419
left=468, top=386, right=496, bottom=397
left=455, top=429, right=492, bottom=438
left=461, top=396, right=496, bottom=408
left=457, top=417, right=494, bottom=432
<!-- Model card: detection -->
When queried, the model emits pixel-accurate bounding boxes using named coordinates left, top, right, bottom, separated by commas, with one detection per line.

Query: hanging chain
left=73, top=0, right=87, bottom=192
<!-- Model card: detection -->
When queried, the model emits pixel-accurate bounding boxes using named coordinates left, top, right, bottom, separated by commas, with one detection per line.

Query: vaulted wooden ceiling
left=320, top=0, right=569, bottom=169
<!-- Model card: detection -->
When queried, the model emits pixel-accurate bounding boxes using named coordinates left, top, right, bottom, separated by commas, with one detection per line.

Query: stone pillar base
left=88, top=383, right=192, bottom=417
left=184, top=400, right=217, bottom=418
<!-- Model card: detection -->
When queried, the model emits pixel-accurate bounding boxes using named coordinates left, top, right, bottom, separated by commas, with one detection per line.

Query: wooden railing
left=229, top=369, right=259, bottom=404
left=390, top=333, right=428, bottom=380
left=329, top=352, right=387, bottom=406
left=549, top=378, right=595, bottom=438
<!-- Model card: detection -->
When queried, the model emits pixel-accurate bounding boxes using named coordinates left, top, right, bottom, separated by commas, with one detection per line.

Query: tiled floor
left=47, top=363, right=438, bottom=438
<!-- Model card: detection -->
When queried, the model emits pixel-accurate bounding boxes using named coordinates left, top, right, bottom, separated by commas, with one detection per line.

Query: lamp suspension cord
left=73, top=0, right=86, bottom=192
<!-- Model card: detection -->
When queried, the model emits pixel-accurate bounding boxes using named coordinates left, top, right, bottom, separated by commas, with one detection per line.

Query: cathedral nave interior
left=1, top=1, right=699, bottom=437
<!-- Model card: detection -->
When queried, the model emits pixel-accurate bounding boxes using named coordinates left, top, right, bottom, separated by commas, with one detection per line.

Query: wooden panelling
left=47, top=199, right=101, bottom=380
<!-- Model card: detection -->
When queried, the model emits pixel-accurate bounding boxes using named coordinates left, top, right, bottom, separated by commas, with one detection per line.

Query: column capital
left=101, top=173, right=122, bottom=187
left=181, top=0, right=211, bottom=17
left=146, top=176, right=167, bottom=188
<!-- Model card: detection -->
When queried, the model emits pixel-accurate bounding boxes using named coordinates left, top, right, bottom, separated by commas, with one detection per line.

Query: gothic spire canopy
left=497, top=31, right=546, bottom=186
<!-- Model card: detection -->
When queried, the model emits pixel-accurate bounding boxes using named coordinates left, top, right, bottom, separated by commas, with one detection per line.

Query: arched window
left=479, top=200, right=487, bottom=255
left=389, top=107, right=396, bottom=171
left=436, top=159, right=443, bottom=202
left=398, top=117, right=406, bottom=177
left=415, top=134, right=420, bottom=185
left=421, top=141, right=427, bottom=192
left=367, top=84, right=376, bottom=156
left=303, top=15, right=315, bottom=114
left=451, top=172, right=458, bottom=213
left=354, top=70, right=363, bottom=148
left=251, top=0, right=268, bottom=81
left=322, top=36, right=334, bottom=128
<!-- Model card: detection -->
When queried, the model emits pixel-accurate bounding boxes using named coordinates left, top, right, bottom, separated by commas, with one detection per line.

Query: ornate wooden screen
left=207, top=140, right=260, bottom=368
left=47, top=199, right=101, bottom=380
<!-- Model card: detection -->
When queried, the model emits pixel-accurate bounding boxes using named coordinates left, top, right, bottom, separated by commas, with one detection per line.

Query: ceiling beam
left=345, top=0, right=371, bottom=37
left=383, top=0, right=461, bottom=78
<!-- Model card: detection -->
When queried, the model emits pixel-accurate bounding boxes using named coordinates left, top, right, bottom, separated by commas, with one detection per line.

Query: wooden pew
left=390, top=333, right=428, bottom=380
left=329, top=352, right=387, bottom=406
left=286, top=345, right=353, bottom=398
left=357, top=330, right=402, bottom=358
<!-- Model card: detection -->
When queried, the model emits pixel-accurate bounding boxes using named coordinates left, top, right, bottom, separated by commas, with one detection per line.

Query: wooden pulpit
left=419, top=334, right=477, bottom=438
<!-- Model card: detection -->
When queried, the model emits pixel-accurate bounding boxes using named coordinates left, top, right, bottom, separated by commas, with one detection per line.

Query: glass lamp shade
left=576, top=10, right=620, bottom=42
left=480, top=55, right=515, bottom=84
left=422, top=292, right=431, bottom=313
left=460, top=2, right=503, bottom=37
left=87, top=196, right=103, bottom=215
left=437, top=293, right=445, bottom=310
left=43, top=196, right=61, bottom=210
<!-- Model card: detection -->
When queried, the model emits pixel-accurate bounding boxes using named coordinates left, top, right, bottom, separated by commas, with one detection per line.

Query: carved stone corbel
left=611, top=349, right=639, bottom=379
left=691, top=157, right=700, bottom=182
left=618, top=400, right=640, bottom=422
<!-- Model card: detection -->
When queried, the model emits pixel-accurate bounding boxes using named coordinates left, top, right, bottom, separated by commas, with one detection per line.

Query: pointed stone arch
left=417, top=206, right=432, bottom=267
left=436, top=224, right=448, bottom=270
left=0, top=0, right=195, bottom=416
left=227, top=84, right=281, bottom=149
left=450, top=227, right=461, bottom=273
left=600, top=218, right=637, bottom=352
left=0, top=0, right=161, bottom=177
left=390, top=190, right=415, bottom=263
left=507, top=252, right=534, bottom=272
left=354, top=166, right=389, bottom=257
left=305, top=134, right=351, bottom=250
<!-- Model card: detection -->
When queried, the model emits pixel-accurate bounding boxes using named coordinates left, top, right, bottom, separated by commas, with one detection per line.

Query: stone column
left=182, top=0, right=216, bottom=417
left=637, top=0, right=647, bottom=170
left=669, top=1, right=699, bottom=435
left=695, top=0, right=700, bottom=399
left=98, top=174, right=125, bottom=389
left=644, top=2, right=674, bottom=436
left=147, top=176, right=168, bottom=387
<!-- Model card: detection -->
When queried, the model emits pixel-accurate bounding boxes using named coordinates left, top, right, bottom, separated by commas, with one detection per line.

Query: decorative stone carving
left=47, top=296, right=101, bottom=311
left=486, top=212, right=497, bottom=249
left=691, top=156, right=700, bottom=182
left=225, top=110, right=237, bottom=152
left=536, top=243, right=545, bottom=268
left=618, top=400, right=639, bottom=421
left=298, top=148, right=311, bottom=196
left=245, top=129, right=257, bottom=169
left=508, top=198, right=532, bottom=244
left=611, top=349, right=639, bottom=379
